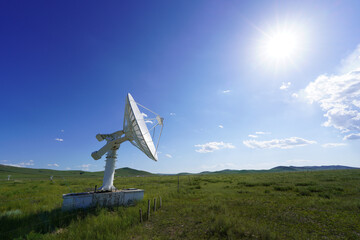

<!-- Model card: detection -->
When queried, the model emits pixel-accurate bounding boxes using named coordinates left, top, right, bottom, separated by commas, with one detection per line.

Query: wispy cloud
left=141, top=113, right=148, bottom=118
left=291, top=93, right=299, bottom=98
left=55, top=138, right=64, bottom=142
left=48, top=163, right=60, bottom=167
left=218, top=125, right=224, bottom=129
left=285, top=159, right=310, bottom=164
left=66, top=167, right=71, bottom=170
left=248, top=134, right=258, bottom=138
left=322, top=143, right=347, bottom=148
left=145, top=120, right=153, bottom=124
left=78, top=164, right=92, bottom=171
left=280, top=82, right=291, bottom=90
left=1, top=160, right=34, bottom=167
left=301, top=44, right=360, bottom=140
left=243, top=137, right=316, bottom=149
left=165, top=154, right=173, bottom=158
left=343, top=133, right=360, bottom=140
left=255, top=131, right=271, bottom=135
left=222, top=90, right=231, bottom=94
left=195, top=141, right=235, bottom=153
left=169, top=112, right=176, bottom=116
left=61, top=129, right=64, bottom=132
left=201, top=162, right=236, bottom=170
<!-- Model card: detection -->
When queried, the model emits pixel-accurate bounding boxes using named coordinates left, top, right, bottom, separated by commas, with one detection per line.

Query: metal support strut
left=99, top=148, right=119, bottom=191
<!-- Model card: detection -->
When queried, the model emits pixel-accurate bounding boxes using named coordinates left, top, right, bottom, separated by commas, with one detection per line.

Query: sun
left=256, top=23, right=305, bottom=70
left=264, top=30, right=299, bottom=60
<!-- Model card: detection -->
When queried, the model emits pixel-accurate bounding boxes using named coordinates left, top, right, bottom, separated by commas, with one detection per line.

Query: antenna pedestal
left=99, top=148, right=119, bottom=191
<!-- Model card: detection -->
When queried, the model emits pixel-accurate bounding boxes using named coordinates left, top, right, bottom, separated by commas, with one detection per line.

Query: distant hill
left=199, top=169, right=259, bottom=175
left=0, top=164, right=89, bottom=179
left=113, top=167, right=153, bottom=177
left=270, top=166, right=299, bottom=172
left=0, top=164, right=152, bottom=179
left=0, top=164, right=357, bottom=179
left=270, top=165, right=358, bottom=172
left=176, top=172, right=193, bottom=175
left=198, top=165, right=359, bottom=175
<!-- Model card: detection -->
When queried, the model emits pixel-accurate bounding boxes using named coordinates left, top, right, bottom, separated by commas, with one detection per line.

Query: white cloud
left=1, top=160, right=34, bottom=167
left=26, top=160, right=34, bottom=165
left=165, top=154, right=173, bottom=158
left=141, top=113, right=148, bottom=118
left=78, top=164, right=91, bottom=171
left=255, top=131, right=271, bottom=135
left=201, top=162, right=236, bottom=170
left=285, top=159, right=310, bottom=164
left=353, top=100, right=360, bottom=108
left=340, top=44, right=360, bottom=74
left=170, top=113, right=176, bottom=116
left=195, top=141, right=235, bottom=153
left=291, top=93, right=299, bottom=98
left=48, top=163, right=60, bottom=167
left=248, top=134, right=258, bottom=138
left=222, top=90, right=231, bottom=94
left=218, top=125, right=224, bottom=129
left=145, top=120, right=153, bottom=124
left=280, top=82, right=291, bottom=90
left=343, top=133, right=360, bottom=140
left=61, top=129, right=64, bottom=132
left=243, top=137, right=316, bottom=149
left=301, top=45, right=360, bottom=140
left=66, top=167, right=71, bottom=170
left=321, top=143, right=347, bottom=148
left=55, top=138, right=64, bottom=142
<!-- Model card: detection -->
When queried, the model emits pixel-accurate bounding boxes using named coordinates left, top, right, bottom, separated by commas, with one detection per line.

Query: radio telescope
left=91, top=93, right=164, bottom=191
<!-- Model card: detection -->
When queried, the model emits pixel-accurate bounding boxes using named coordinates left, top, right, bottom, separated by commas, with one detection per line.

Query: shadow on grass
left=0, top=207, right=101, bottom=240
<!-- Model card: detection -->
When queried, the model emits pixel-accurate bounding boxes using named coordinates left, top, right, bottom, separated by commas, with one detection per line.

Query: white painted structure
left=62, top=189, right=144, bottom=211
left=91, top=93, right=163, bottom=191
left=61, top=93, right=163, bottom=211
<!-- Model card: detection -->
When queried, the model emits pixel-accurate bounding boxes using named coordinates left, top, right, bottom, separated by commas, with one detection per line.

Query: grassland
left=1, top=168, right=359, bottom=239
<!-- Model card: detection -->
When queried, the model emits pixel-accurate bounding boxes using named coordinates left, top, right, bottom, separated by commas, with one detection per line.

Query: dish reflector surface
left=124, top=93, right=158, bottom=161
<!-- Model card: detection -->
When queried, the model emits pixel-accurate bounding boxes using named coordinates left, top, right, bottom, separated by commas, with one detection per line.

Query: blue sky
left=1, top=0, right=359, bottom=173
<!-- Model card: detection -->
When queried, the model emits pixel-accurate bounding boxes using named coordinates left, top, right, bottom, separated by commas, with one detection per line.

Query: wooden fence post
left=139, top=208, right=143, bottom=223
left=159, top=196, right=162, bottom=208
left=147, top=199, right=151, bottom=220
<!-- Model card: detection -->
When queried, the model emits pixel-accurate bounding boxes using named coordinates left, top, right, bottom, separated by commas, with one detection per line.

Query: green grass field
left=1, top=168, right=360, bottom=239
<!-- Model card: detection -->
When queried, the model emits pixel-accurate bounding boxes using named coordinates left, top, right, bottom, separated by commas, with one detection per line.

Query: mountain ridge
left=0, top=164, right=358, bottom=178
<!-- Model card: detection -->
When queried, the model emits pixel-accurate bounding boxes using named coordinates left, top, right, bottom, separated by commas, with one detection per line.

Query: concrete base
left=62, top=188, right=144, bottom=211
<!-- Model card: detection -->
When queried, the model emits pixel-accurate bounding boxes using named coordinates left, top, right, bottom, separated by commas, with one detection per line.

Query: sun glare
left=265, top=31, right=299, bottom=60
left=257, top=22, right=306, bottom=70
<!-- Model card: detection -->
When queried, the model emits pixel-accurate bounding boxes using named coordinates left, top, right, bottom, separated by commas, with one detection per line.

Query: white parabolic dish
left=124, top=93, right=158, bottom=161
left=91, top=93, right=163, bottom=191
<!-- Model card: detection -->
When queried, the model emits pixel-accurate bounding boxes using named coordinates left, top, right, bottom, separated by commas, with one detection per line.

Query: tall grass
left=0, top=170, right=360, bottom=239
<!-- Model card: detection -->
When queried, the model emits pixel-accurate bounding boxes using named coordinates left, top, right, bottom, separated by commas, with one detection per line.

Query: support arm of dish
left=91, top=131, right=127, bottom=160
left=95, top=130, right=124, bottom=142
